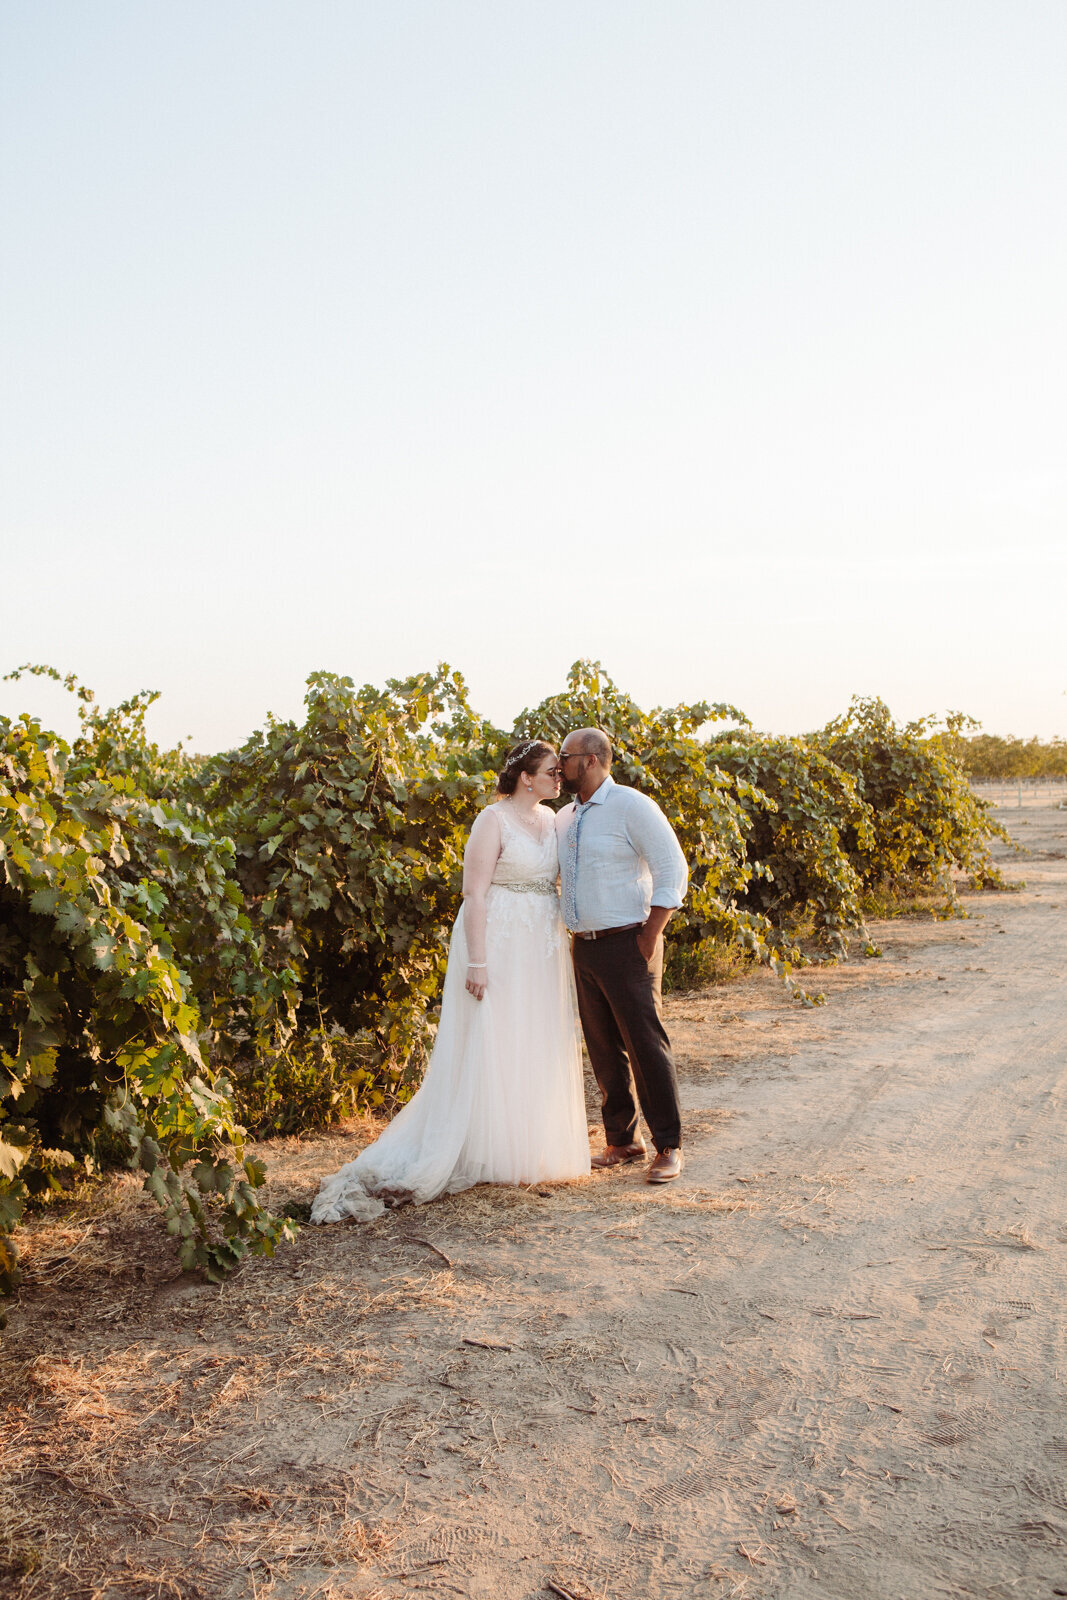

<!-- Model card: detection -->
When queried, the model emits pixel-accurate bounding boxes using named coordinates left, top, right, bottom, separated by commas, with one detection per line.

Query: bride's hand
left=465, top=965, right=487, bottom=1001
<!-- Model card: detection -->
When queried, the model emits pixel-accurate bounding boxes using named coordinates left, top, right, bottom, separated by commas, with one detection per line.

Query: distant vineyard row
left=1, top=660, right=1008, bottom=1299
left=962, top=734, right=1067, bottom=780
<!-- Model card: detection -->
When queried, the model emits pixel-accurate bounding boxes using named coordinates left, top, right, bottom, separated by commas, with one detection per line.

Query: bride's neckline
left=497, top=799, right=549, bottom=838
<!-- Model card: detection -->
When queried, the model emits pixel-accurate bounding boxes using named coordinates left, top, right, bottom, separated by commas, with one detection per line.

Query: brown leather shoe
left=646, top=1148, right=683, bottom=1184
left=591, top=1142, right=647, bottom=1169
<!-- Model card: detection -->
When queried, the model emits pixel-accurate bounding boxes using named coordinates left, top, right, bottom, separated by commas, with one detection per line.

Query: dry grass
left=0, top=999, right=769, bottom=1600
left=1, top=1326, right=405, bottom=1599
left=0, top=1150, right=752, bottom=1599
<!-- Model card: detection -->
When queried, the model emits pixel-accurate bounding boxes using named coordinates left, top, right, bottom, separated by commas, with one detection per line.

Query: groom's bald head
left=563, top=728, right=612, bottom=767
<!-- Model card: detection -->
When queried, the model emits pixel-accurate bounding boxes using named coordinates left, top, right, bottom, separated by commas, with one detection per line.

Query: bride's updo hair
left=496, top=739, right=555, bottom=796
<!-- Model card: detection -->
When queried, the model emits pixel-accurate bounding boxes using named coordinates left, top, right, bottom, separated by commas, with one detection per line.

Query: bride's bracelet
left=467, top=962, right=487, bottom=968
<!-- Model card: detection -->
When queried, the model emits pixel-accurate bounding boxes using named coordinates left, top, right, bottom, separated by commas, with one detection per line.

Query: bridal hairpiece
left=505, top=739, right=538, bottom=767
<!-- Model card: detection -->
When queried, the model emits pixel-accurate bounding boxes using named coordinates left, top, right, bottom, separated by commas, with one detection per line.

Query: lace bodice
left=489, top=803, right=559, bottom=888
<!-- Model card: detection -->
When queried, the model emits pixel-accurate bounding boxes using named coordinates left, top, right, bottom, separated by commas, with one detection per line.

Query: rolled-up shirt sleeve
left=624, top=794, right=689, bottom=908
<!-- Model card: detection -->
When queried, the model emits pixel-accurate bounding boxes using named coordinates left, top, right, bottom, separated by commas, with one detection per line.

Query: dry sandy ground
left=2, top=807, right=1066, bottom=1600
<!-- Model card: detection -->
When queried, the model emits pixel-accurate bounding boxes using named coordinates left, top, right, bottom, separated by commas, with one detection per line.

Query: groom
left=556, top=729, right=688, bottom=1183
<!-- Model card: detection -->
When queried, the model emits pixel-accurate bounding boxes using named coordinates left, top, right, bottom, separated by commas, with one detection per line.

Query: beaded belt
left=493, top=878, right=557, bottom=896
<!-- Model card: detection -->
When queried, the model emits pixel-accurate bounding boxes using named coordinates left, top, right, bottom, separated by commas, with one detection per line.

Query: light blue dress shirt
left=555, top=775, right=689, bottom=934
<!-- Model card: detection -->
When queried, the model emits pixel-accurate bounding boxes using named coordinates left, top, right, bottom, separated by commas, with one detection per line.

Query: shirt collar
left=578, top=774, right=615, bottom=808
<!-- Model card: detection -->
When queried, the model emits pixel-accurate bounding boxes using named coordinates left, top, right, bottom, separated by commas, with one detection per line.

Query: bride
left=310, top=740, right=591, bottom=1223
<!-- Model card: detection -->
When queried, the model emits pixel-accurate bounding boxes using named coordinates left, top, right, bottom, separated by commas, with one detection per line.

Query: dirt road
left=3, top=807, right=1066, bottom=1600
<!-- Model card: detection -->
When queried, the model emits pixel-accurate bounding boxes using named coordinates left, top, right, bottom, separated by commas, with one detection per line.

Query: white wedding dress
left=310, top=804, right=591, bottom=1223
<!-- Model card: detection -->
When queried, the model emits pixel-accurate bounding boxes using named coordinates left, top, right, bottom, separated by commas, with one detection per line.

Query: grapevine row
left=0, top=660, right=1007, bottom=1298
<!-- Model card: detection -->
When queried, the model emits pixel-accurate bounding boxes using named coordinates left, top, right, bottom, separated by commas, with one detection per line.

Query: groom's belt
left=573, top=921, right=643, bottom=942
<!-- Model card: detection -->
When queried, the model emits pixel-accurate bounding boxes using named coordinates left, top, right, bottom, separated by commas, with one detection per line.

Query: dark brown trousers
left=572, top=927, right=682, bottom=1153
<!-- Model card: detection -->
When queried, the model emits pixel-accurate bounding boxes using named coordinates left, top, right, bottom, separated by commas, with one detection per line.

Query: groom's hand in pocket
left=636, top=907, right=673, bottom=965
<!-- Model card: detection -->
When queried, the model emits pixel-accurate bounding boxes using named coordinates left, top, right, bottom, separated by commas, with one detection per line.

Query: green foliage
left=707, top=734, right=872, bottom=960
left=7, top=663, right=202, bottom=798
left=963, top=732, right=1067, bottom=780
left=201, top=666, right=501, bottom=1085
left=814, top=698, right=1009, bottom=899
left=860, top=883, right=966, bottom=922
left=513, top=661, right=816, bottom=994
left=1, top=663, right=1009, bottom=1299
left=0, top=693, right=294, bottom=1297
left=230, top=1029, right=413, bottom=1138
left=662, top=935, right=752, bottom=992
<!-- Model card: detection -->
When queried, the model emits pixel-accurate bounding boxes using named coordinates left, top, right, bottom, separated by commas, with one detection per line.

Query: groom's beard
left=560, top=774, right=581, bottom=795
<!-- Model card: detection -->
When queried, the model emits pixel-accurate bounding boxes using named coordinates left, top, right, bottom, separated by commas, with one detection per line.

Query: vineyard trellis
left=971, top=778, right=1067, bottom=808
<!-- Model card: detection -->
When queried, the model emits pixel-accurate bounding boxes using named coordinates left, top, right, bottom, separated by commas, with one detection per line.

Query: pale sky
left=2, top=1, right=1065, bottom=751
